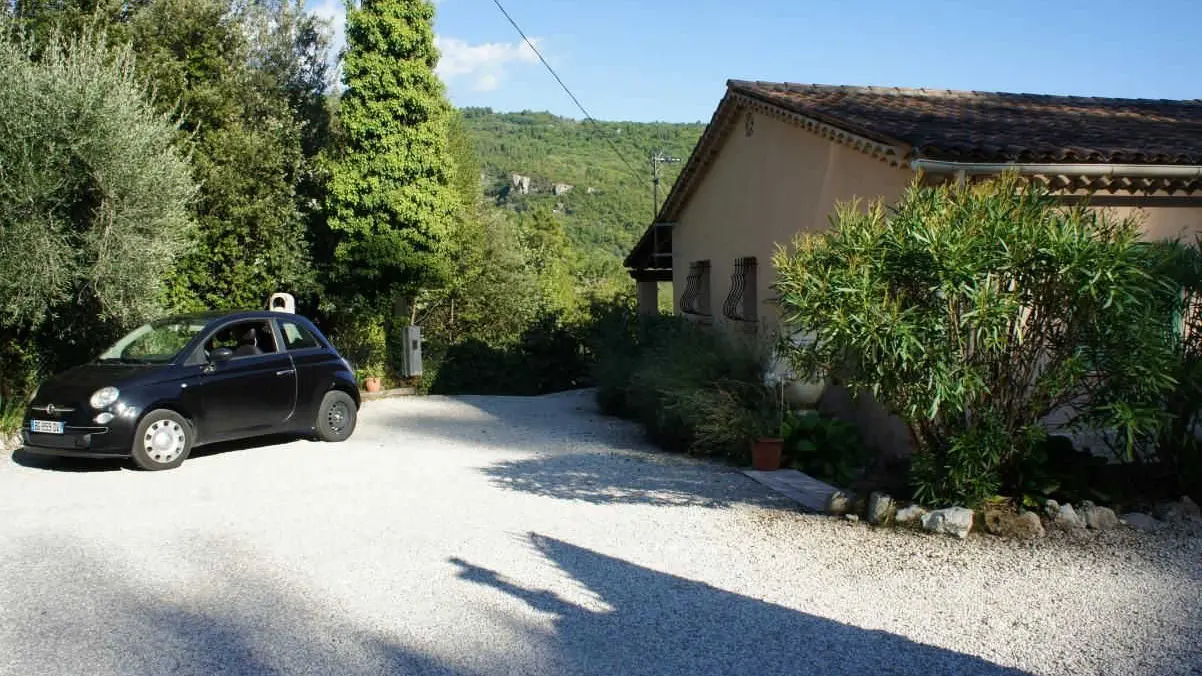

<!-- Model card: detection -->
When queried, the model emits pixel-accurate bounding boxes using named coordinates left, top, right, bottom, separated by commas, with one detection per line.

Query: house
left=624, top=80, right=1202, bottom=454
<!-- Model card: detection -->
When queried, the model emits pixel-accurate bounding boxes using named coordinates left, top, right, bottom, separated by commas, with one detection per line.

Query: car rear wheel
left=130, top=410, right=193, bottom=471
left=316, top=391, right=356, bottom=442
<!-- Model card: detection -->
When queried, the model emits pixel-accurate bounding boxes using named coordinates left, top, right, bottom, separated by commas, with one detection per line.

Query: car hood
left=36, top=362, right=170, bottom=401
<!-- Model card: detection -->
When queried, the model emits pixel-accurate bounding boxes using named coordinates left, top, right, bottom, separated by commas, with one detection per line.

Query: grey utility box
left=400, top=325, right=422, bottom=377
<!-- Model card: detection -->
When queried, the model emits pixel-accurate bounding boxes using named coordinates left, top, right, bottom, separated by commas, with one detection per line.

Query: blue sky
left=307, top=0, right=1202, bottom=123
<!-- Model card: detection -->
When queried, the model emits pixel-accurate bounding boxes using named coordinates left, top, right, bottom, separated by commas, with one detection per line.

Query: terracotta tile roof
left=729, top=81, right=1202, bottom=165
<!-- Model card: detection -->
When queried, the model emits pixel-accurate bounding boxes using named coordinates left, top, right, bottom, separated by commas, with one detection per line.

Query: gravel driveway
left=1, top=389, right=1200, bottom=676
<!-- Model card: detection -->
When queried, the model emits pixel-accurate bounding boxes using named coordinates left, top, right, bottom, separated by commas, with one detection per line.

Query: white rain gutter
left=911, top=158, right=1202, bottom=179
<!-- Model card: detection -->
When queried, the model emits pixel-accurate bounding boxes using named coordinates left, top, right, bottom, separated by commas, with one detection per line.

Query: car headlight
left=90, top=386, right=120, bottom=409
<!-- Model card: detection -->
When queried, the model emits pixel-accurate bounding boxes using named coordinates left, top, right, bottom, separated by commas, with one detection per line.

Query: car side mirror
left=209, top=347, right=235, bottom=363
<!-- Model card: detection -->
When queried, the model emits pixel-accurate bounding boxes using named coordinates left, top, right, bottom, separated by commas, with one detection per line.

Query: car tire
left=130, top=410, right=193, bottom=471
left=316, top=390, right=356, bottom=442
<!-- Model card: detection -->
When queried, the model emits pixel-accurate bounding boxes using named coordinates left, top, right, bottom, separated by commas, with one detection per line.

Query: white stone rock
left=1157, top=496, right=1202, bottom=523
left=922, top=507, right=974, bottom=539
left=844, top=514, right=860, bottom=522
left=825, top=491, right=853, bottom=517
left=895, top=505, right=927, bottom=524
left=1121, top=512, right=1162, bottom=532
left=1181, top=496, right=1201, bottom=521
left=1054, top=504, right=1083, bottom=529
left=1013, top=511, right=1046, bottom=539
left=1043, top=499, right=1060, bottom=519
left=1082, top=504, right=1120, bottom=530
left=867, top=492, right=894, bottom=525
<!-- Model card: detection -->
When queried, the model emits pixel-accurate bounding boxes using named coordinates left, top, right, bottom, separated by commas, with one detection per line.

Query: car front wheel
left=130, top=410, right=193, bottom=471
left=316, top=391, right=356, bottom=442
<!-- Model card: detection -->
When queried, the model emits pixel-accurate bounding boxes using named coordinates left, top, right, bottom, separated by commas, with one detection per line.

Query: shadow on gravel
left=9, top=433, right=305, bottom=472
left=0, top=536, right=478, bottom=676
left=451, top=533, right=1036, bottom=676
left=10, top=449, right=125, bottom=472
left=480, top=452, right=775, bottom=508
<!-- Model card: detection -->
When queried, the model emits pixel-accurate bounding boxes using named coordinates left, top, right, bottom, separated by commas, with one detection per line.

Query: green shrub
left=782, top=410, right=872, bottom=487
left=329, top=312, right=388, bottom=381
left=774, top=174, right=1178, bottom=507
left=679, top=379, right=780, bottom=462
left=587, top=304, right=767, bottom=455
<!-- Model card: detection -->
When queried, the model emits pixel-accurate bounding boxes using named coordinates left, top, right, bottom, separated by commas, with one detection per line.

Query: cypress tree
left=325, top=0, right=457, bottom=310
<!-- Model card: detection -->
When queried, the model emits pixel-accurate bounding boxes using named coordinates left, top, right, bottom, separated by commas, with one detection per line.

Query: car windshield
left=97, top=319, right=207, bottom=364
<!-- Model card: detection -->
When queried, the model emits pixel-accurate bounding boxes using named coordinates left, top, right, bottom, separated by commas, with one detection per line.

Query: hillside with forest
left=460, top=108, right=705, bottom=285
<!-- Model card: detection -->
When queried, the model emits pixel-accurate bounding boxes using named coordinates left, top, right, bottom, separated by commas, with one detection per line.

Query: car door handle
left=276, top=369, right=296, bottom=376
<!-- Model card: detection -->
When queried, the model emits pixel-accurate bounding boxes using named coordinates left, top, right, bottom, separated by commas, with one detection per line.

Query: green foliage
left=0, top=26, right=195, bottom=409
left=587, top=303, right=767, bottom=457
left=774, top=174, right=1179, bottom=507
left=130, top=0, right=330, bottom=311
left=461, top=108, right=704, bottom=293
left=783, top=410, right=871, bottom=487
left=328, top=310, right=387, bottom=380
left=1147, top=239, right=1202, bottom=501
left=681, top=379, right=781, bottom=462
left=324, top=0, right=457, bottom=307
left=428, top=315, right=590, bottom=396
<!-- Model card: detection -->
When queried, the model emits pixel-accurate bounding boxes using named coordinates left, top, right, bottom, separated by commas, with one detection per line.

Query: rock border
left=824, top=490, right=1201, bottom=541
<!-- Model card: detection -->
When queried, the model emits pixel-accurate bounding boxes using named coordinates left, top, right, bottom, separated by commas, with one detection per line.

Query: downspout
left=911, top=158, right=1202, bottom=180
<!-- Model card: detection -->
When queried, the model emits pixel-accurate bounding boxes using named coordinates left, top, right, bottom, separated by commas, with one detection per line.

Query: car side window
left=279, top=320, right=321, bottom=351
left=205, top=320, right=279, bottom=359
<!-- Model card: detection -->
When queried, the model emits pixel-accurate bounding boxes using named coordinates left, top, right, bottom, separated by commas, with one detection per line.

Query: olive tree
left=0, top=28, right=196, bottom=409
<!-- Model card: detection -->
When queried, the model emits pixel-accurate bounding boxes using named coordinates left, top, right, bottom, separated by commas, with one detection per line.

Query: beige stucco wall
left=1104, top=205, right=1202, bottom=242
left=671, top=109, right=912, bottom=334
left=670, top=109, right=914, bottom=456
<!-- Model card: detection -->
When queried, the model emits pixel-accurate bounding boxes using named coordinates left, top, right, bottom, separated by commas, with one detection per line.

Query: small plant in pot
left=684, top=378, right=785, bottom=469
left=359, top=363, right=385, bottom=393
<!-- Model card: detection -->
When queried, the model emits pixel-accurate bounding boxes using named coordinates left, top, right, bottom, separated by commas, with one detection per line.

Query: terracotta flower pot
left=363, top=376, right=383, bottom=393
left=751, top=437, right=784, bottom=471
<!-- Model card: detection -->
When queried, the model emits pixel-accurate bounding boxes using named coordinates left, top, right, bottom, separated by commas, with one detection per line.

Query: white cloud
left=310, top=0, right=347, bottom=62
left=434, top=36, right=540, bottom=92
left=307, top=2, right=539, bottom=93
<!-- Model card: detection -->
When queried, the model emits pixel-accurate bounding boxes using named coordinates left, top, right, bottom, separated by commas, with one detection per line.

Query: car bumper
left=18, top=426, right=132, bottom=457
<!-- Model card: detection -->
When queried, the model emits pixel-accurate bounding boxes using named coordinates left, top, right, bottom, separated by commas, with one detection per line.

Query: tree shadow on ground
left=450, top=532, right=1035, bottom=676
left=0, top=536, right=482, bottom=676
left=478, top=451, right=784, bottom=509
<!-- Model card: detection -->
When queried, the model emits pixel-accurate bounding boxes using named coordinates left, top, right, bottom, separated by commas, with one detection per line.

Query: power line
left=489, top=0, right=644, bottom=182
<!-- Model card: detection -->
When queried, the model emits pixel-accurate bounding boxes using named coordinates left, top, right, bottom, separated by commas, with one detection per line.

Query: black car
left=21, top=310, right=360, bottom=470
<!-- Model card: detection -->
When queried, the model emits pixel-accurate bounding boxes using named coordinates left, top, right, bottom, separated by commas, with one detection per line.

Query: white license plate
left=30, top=420, right=64, bottom=434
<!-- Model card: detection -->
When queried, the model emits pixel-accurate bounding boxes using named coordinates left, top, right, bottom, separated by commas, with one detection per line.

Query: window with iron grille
left=680, top=260, right=711, bottom=316
left=723, top=257, right=758, bottom=322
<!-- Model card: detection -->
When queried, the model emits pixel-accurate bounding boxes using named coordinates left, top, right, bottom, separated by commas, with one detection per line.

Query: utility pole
left=650, top=150, right=680, bottom=221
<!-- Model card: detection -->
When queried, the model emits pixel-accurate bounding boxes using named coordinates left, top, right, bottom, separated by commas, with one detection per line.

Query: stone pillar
left=636, top=279, right=658, bottom=316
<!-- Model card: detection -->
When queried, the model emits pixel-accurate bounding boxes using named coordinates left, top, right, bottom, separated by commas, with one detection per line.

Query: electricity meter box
left=401, top=325, right=422, bottom=377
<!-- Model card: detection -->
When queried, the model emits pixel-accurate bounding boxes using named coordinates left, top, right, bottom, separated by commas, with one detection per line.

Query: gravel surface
left=1, top=389, right=1199, bottom=676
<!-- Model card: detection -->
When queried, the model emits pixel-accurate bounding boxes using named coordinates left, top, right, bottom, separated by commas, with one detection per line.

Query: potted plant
left=684, top=378, right=786, bottom=470
left=749, top=380, right=786, bottom=471
left=360, top=363, right=385, bottom=393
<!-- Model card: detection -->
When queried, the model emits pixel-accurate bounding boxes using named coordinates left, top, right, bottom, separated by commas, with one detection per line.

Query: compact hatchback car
left=21, top=310, right=360, bottom=470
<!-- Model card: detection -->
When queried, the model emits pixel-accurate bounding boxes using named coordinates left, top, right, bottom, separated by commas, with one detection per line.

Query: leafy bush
left=680, top=379, right=781, bottom=462
left=0, top=27, right=196, bottom=412
left=782, top=410, right=872, bottom=487
left=774, top=174, right=1179, bottom=507
left=427, top=314, right=590, bottom=396
left=1145, top=239, right=1202, bottom=501
left=587, top=304, right=767, bottom=456
left=329, top=312, right=388, bottom=380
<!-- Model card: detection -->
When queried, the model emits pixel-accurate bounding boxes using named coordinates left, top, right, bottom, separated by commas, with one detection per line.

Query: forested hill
left=460, top=107, right=705, bottom=281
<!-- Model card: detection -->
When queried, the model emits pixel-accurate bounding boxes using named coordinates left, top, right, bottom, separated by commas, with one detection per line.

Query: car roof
left=158, top=310, right=314, bottom=325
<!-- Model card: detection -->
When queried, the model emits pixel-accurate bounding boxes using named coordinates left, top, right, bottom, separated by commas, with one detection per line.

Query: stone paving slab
left=742, top=469, right=838, bottom=512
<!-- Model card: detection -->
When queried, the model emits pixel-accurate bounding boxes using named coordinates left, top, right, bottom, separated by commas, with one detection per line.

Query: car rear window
left=279, top=320, right=321, bottom=351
